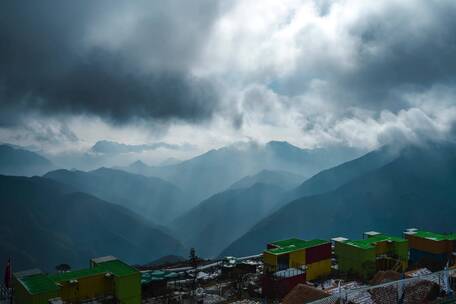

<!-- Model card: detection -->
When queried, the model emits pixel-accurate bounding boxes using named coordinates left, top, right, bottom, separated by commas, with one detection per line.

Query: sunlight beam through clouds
left=1, top=0, right=456, bottom=159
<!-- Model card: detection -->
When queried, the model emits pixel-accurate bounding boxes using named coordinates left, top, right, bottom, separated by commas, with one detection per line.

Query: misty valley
left=1, top=140, right=456, bottom=268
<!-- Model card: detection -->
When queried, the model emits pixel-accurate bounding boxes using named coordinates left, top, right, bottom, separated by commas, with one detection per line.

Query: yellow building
left=334, top=232, right=409, bottom=279
left=13, top=256, right=141, bottom=304
left=263, top=238, right=332, bottom=281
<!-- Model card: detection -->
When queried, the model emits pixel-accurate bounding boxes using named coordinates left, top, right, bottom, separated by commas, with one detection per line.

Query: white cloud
left=2, top=0, right=456, bottom=160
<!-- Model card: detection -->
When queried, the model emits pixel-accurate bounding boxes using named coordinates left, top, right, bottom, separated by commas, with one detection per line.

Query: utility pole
left=189, top=248, right=199, bottom=302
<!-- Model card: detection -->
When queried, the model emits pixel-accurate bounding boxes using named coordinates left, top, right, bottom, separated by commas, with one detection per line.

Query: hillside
left=124, top=141, right=361, bottom=202
left=44, top=167, right=188, bottom=224
left=172, top=183, right=285, bottom=258
left=221, top=143, right=456, bottom=257
left=229, top=169, right=304, bottom=190
left=0, top=175, right=184, bottom=271
left=290, top=145, right=400, bottom=198
left=0, top=144, right=55, bottom=176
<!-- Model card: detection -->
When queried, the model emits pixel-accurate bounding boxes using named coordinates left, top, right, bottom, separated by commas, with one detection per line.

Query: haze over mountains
left=172, top=182, right=286, bottom=258
left=0, top=144, right=55, bottom=176
left=123, top=141, right=362, bottom=202
left=2, top=139, right=456, bottom=270
left=0, top=174, right=184, bottom=271
left=44, top=167, right=188, bottom=224
left=221, top=142, right=456, bottom=257
left=229, top=170, right=304, bottom=190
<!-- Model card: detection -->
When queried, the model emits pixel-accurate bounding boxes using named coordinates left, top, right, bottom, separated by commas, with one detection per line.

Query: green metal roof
left=411, top=230, right=456, bottom=241
left=48, top=267, right=105, bottom=282
left=447, top=233, right=456, bottom=241
left=17, top=274, right=60, bottom=295
left=18, top=259, right=138, bottom=295
left=97, top=259, right=138, bottom=277
left=266, top=238, right=329, bottom=255
left=48, top=259, right=137, bottom=283
left=343, top=234, right=407, bottom=250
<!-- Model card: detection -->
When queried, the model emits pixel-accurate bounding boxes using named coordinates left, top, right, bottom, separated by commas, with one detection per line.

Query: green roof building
left=334, top=232, right=408, bottom=279
left=264, top=238, right=332, bottom=281
left=404, top=228, right=456, bottom=270
left=14, top=256, right=141, bottom=304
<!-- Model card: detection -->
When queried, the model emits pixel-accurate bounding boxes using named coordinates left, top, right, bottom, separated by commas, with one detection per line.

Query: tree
left=55, top=264, right=71, bottom=273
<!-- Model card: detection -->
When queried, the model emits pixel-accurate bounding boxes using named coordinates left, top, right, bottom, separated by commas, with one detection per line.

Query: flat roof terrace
left=407, top=230, right=456, bottom=241
left=16, top=258, right=138, bottom=295
left=342, top=234, right=407, bottom=250
left=266, top=238, right=329, bottom=255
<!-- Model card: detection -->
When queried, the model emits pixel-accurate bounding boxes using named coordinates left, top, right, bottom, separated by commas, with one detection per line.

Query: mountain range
left=0, top=175, right=184, bottom=271
left=123, top=141, right=362, bottom=203
left=44, top=167, right=189, bottom=224
left=172, top=182, right=286, bottom=258
left=229, top=169, right=304, bottom=190
left=4, top=139, right=455, bottom=270
left=0, top=144, right=55, bottom=176
left=221, top=142, right=456, bottom=257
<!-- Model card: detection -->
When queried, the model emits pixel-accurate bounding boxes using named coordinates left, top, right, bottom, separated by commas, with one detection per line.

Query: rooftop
left=266, top=238, right=329, bottom=255
left=141, top=270, right=179, bottom=284
left=16, top=258, right=138, bottom=295
left=17, top=274, right=60, bottom=295
left=343, top=234, right=407, bottom=250
left=364, top=231, right=381, bottom=236
left=282, top=283, right=329, bottom=304
left=332, top=237, right=349, bottom=243
left=91, top=255, right=117, bottom=264
left=47, top=267, right=105, bottom=282
left=406, top=230, right=456, bottom=241
left=48, top=259, right=137, bottom=282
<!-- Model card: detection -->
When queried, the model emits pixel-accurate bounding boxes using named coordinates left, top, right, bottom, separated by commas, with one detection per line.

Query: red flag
left=4, top=258, right=11, bottom=288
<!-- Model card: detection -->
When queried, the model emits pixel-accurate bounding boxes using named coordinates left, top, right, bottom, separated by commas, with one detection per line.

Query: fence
left=0, top=284, right=12, bottom=304
left=309, top=268, right=456, bottom=304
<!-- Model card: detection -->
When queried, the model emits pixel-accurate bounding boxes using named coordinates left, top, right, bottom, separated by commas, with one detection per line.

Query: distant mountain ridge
left=0, top=175, right=184, bottom=271
left=221, top=142, right=456, bottom=257
left=181, top=146, right=395, bottom=257
left=173, top=182, right=286, bottom=258
left=0, top=144, right=55, bottom=176
left=123, top=141, right=362, bottom=203
left=229, top=169, right=304, bottom=190
left=291, top=145, right=401, bottom=198
left=44, top=167, right=189, bottom=224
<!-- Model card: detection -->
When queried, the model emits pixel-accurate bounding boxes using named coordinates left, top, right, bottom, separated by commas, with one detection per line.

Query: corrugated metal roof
left=91, top=255, right=117, bottom=264
left=364, top=231, right=381, bottom=236
left=14, top=268, right=43, bottom=278
left=409, top=230, right=455, bottom=241
left=266, top=238, right=329, bottom=255
left=17, top=273, right=60, bottom=295
left=331, top=237, right=348, bottom=242
left=342, top=234, right=407, bottom=250
left=17, top=259, right=138, bottom=295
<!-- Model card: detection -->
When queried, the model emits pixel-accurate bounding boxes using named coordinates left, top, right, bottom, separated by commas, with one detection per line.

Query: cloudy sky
left=1, top=0, right=456, bottom=159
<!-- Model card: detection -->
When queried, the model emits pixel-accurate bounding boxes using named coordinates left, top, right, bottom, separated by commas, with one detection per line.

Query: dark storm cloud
left=275, top=1, right=456, bottom=110
left=0, top=0, right=220, bottom=125
left=345, top=1, right=456, bottom=108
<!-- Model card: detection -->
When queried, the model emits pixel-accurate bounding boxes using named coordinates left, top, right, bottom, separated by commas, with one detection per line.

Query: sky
left=1, top=0, right=456, bottom=162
